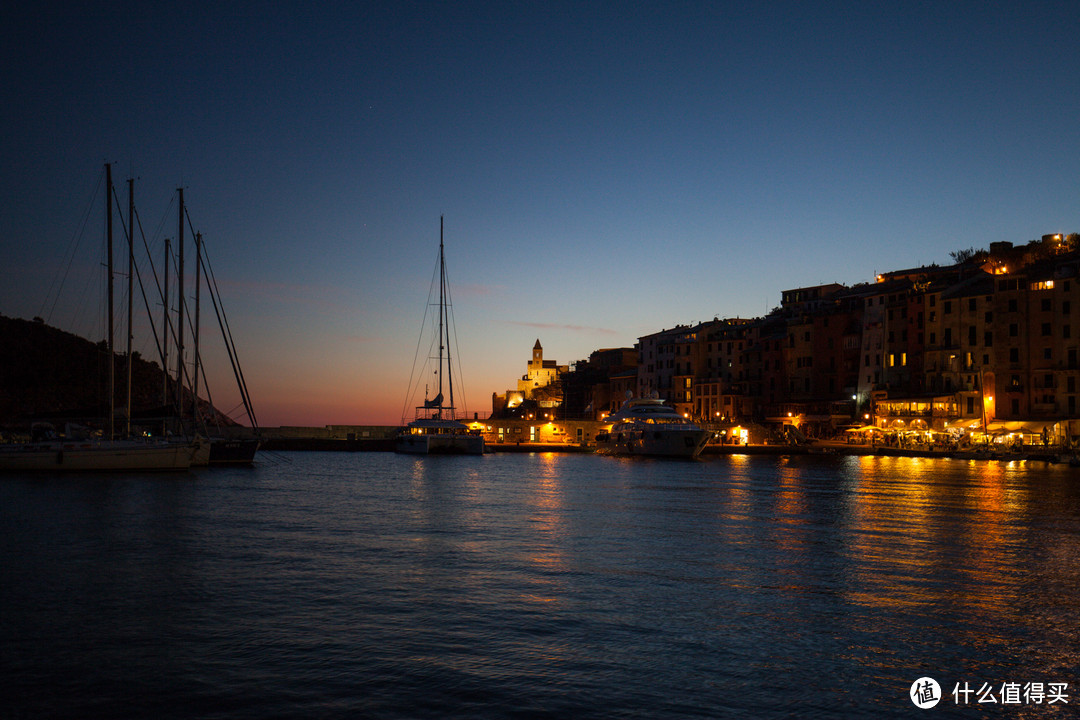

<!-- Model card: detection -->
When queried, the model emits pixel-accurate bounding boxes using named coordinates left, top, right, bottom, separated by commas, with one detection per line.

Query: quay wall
left=222, top=424, right=1067, bottom=462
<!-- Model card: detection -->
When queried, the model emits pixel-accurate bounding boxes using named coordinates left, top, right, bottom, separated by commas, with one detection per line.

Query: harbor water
left=2, top=451, right=1079, bottom=718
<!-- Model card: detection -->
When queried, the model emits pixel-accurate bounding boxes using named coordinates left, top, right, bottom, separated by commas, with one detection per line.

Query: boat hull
left=208, top=438, right=260, bottom=465
left=0, top=441, right=194, bottom=472
left=596, top=428, right=711, bottom=459
left=395, top=433, right=485, bottom=455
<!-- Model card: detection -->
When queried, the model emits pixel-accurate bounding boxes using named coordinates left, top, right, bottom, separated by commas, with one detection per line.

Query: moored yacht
left=595, top=395, right=711, bottom=458
left=395, top=218, right=485, bottom=456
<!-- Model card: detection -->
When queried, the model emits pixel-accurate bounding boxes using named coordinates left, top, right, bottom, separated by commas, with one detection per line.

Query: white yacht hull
left=596, top=428, right=711, bottom=459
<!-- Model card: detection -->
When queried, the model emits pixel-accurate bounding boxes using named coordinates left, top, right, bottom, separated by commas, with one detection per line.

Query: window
left=969, top=298, right=977, bottom=312
left=944, top=300, right=953, bottom=314
left=1010, top=348, right=1020, bottom=362
left=985, top=331, right=993, bottom=347
left=1043, top=323, right=1052, bottom=336
left=1009, top=299, right=1018, bottom=312
left=1042, top=299, right=1052, bottom=312
left=1010, top=323, right=1019, bottom=337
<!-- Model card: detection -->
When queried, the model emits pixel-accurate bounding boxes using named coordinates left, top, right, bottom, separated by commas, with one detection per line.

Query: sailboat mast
left=442, top=219, right=455, bottom=418
left=437, top=216, right=445, bottom=413
left=193, top=231, right=202, bottom=424
left=126, top=176, right=134, bottom=438
left=106, top=163, right=115, bottom=440
left=175, top=187, right=185, bottom=425
left=162, top=236, right=170, bottom=430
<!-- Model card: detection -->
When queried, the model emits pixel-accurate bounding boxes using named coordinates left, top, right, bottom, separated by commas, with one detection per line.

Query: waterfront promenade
left=242, top=425, right=1067, bottom=463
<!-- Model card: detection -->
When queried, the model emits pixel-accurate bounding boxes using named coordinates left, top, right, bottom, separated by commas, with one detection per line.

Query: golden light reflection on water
left=845, top=456, right=1030, bottom=626
left=518, top=453, right=569, bottom=605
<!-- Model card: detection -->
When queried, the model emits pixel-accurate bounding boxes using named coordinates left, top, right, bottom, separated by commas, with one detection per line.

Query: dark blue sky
left=2, top=1, right=1078, bottom=425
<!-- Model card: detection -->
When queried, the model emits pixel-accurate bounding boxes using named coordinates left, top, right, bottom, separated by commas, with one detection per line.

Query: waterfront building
left=636, top=325, right=689, bottom=406
left=559, top=347, right=637, bottom=420
left=488, top=231, right=1080, bottom=448
left=696, top=318, right=754, bottom=422
left=491, top=339, right=568, bottom=417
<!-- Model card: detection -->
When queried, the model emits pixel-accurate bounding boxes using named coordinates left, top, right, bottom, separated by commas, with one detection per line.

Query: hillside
left=0, top=314, right=238, bottom=429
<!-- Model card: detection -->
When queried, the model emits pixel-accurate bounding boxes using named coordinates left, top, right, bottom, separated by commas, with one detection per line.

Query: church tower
left=531, top=338, right=543, bottom=370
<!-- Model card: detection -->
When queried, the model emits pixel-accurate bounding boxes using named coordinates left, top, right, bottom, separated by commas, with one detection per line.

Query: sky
left=2, top=1, right=1078, bottom=427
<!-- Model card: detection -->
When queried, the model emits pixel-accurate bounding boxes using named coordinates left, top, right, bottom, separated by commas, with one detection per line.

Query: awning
left=948, top=419, right=983, bottom=430
left=985, top=420, right=1052, bottom=434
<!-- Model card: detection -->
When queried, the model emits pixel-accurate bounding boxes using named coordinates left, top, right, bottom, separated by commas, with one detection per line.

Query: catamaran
left=396, top=218, right=484, bottom=455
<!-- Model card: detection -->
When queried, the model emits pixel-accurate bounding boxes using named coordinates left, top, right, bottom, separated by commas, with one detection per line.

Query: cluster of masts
left=100, top=162, right=256, bottom=440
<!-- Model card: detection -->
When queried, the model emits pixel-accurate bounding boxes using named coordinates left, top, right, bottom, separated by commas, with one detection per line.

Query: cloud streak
left=509, top=321, right=620, bottom=336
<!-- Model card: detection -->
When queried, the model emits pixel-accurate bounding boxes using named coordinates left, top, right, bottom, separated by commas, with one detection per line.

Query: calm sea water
left=2, top=451, right=1079, bottom=719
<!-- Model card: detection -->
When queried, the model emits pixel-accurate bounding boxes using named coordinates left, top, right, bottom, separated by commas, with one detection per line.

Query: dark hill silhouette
left=0, top=314, right=238, bottom=429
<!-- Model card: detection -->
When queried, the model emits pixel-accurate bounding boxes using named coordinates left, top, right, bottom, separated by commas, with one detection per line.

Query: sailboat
left=395, top=218, right=485, bottom=455
left=166, top=189, right=260, bottom=466
left=0, top=164, right=196, bottom=472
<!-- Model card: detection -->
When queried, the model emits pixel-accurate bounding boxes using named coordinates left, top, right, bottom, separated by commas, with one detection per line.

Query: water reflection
left=6, top=452, right=1080, bottom=718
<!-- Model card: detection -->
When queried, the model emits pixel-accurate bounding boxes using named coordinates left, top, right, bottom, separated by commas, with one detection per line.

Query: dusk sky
left=2, top=1, right=1078, bottom=427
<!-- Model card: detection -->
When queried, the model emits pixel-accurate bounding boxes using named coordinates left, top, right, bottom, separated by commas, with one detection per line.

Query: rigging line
left=148, top=194, right=176, bottom=255
left=41, top=169, right=104, bottom=324
left=208, top=248, right=258, bottom=430
left=200, top=251, right=247, bottom=424
left=133, top=204, right=168, bottom=373
left=192, top=354, right=215, bottom=434
left=441, top=253, right=470, bottom=418
left=400, top=246, right=442, bottom=422
left=201, top=243, right=258, bottom=429
left=135, top=202, right=192, bottom=423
